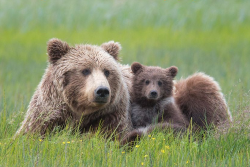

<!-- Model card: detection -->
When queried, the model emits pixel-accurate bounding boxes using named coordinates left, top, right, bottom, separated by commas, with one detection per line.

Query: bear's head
left=131, top=62, right=178, bottom=106
left=47, top=38, right=124, bottom=116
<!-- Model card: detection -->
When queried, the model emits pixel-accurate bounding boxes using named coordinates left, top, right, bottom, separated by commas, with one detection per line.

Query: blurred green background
left=0, top=0, right=250, bottom=128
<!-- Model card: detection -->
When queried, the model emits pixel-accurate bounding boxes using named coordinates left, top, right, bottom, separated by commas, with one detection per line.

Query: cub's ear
left=47, top=38, right=70, bottom=64
left=101, top=41, right=121, bottom=61
left=167, top=66, right=178, bottom=78
left=131, top=62, right=143, bottom=74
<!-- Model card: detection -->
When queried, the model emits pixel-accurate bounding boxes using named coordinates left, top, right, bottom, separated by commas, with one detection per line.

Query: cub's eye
left=145, top=80, right=150, bottom=85
left=104, top=70, right=110, bottom=77
left=82, top=69, right=91, bottom=76
left=158, top=81, right=162, bottom=86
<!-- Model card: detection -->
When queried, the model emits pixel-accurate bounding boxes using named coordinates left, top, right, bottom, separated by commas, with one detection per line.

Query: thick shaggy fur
left=15, top=39, right=132, bottom=138
left=174, top=72, right=232, bottom=129
left=129, top=63, right=189, bottom=129
left=121, top=67, right=232, bottom=146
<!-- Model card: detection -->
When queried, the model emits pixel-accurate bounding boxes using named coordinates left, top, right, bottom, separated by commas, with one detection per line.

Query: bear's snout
left=94, top=86, right=110, bottom=103
left=148, top=90, right=158, bottom=99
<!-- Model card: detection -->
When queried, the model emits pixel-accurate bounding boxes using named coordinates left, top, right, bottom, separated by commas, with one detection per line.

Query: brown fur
left=121, top=67, right=231, bottom=146
left=101, top=41, right=121, bottom=61
left=120, top=64, right=133, bottom=96
left=129, top=62, right=189, bottom=129
left=174, top=72, right=232, bottom=129
left=15, top=39, right=132, bottom=138
left=120, top=63, right=189, bottom=146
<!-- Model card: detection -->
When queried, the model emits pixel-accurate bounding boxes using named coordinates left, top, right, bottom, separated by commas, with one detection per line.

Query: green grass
left=0, top=0, right=250, bottom=166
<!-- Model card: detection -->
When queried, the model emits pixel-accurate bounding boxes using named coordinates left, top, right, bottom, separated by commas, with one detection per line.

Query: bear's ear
left=47, top=38, right=70, bottom=64
left=167, top=66, right=178, bottom=78
left=131, top=62, right=143, bottom=74
left=101, top=41, right=121, bottom=61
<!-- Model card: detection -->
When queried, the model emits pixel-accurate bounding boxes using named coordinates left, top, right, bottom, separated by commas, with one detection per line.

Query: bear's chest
left=130, top=103, right=163, bottom=128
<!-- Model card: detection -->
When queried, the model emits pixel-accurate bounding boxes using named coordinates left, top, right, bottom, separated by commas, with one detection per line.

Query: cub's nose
left=149, top=90, right=158, bottom=99
left=94, top=86, right=110, bottom=103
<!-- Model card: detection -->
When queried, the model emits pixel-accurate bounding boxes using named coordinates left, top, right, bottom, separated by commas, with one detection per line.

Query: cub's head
left=131, top=62, right=178, bottom=106
left=47, top=38, right=123, bottom=115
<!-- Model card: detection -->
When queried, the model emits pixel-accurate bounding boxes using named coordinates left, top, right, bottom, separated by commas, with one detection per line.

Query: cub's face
left=47, top=39, right=122, bottom=115
left=131, top=62, right=178, bottom=104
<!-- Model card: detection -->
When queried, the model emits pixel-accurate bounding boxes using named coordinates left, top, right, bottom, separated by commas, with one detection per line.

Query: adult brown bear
left=15, top=39, right=132, bottom=138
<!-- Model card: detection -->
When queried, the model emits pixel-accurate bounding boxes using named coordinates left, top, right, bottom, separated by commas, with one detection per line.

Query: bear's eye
left=145, top=80, right=150, bottom=85
left=158, top=81, right=162, bottom=86
left=82, top=69, right=91, bottom=76
left=104, top=70, right=110, bottom=77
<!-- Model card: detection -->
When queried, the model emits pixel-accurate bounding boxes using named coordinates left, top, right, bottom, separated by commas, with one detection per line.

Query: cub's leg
left=120, top=122, right=186, bottom=146
left=158, top=97, right=189, bottom=127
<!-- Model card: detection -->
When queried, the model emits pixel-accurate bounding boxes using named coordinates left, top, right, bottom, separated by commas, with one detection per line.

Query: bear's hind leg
left=174, top=72, right=232, bottom=129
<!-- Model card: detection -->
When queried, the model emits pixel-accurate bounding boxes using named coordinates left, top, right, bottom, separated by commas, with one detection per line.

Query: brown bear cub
left=121, top=62, right=188, bottom=145
left=129, top=62, right=189, bottom=129
left=121, top=63, right=232, bottom=146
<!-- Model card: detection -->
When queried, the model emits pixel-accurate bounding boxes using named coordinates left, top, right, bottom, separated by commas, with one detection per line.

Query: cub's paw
left=120, top=129, right=143, bottom=147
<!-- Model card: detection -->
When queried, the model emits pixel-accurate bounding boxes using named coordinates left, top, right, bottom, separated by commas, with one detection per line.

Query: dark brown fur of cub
left=129, top=62, right=189, bottom=129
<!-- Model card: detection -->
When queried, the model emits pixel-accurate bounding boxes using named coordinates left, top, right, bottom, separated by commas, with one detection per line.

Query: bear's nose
left=95, top=86, right=110, bottom=97
left=94, top=86, right=110, bottom=103
left=149, top=90, right=158, bottom=99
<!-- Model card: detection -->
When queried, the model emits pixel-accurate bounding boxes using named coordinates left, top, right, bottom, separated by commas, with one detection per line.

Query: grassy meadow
left=0, top=0, right=250, bottom=166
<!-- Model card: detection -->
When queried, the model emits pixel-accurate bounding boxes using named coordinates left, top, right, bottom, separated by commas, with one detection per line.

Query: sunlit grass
left=0, top=122, right=249, bottom=166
